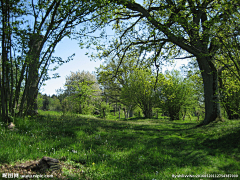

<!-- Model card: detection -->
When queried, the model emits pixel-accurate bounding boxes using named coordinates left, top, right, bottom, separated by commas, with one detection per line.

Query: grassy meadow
left=0, top=110, right=240, bottom=179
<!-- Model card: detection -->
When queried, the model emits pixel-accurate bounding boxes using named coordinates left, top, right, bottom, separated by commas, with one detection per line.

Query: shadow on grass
left=201, top=128, right=240, bottom=153
left=3, top=113, right=240, bottom=179
left=52, top=115, right=238, bottom=179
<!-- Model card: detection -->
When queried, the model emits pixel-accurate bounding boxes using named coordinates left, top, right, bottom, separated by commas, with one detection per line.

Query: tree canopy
left=1, top=0, right=239, bottom=125
left=0, top=0, right=99, bottom=121
left=88, top=0, right=240, bottom=125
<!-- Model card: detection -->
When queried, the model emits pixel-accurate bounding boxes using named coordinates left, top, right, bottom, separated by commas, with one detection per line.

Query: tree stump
left=14, top=156, right=61, bottom=173
left=38, top=156, right=61, bottom=173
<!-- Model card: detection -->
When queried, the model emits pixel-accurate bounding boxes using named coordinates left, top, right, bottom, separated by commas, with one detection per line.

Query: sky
left=39, top=37, right=102, bottom=96
left=40, top=37, right=190, bottom=96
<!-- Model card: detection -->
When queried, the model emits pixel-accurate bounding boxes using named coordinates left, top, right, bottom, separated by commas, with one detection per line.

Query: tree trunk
left=119, top=106, right=121, bottom=120
left=143, top=103, right=152, bottom=119
left=1, top=0, right=8, bottom=122
left=197, top=57, right=223, bottom=126
left=114, top=104, right=116, bottom=116
left=182, top=108, right=186, bottom=121
left=123, top=107, right=127, bottom=119
left=26, top=77, right=39, bottom=115
left=127, top=105, right=132, bottom=119
left=25, top=34, right=42, bottom=116
left=129, top=105, right=133, bottom=118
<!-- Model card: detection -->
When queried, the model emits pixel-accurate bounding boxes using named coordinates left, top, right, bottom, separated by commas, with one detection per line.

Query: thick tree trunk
left=25, top=34, right=42, bottom=116
left=143, top=103, right=152, bottom=118
left=197, top=57, right=222, bottom=126
left=26, top=76, right=39, bottom=115
left=126, top=105, right=133, bottom=119
left=102, top=107, right=106, bottom=118
left=1, top=1, right=8, bottom=122
left=129, top=105, right=133, bottom=118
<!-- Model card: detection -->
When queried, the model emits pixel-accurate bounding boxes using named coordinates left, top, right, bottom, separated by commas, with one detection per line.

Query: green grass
left=0, top=110, right=240, bottom=179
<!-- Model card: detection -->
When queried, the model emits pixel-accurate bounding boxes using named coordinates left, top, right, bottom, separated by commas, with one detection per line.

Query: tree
left=121, top=68, right=157, bottom=118
left=49, top=96, right=61, bottom=111
left=156, top=70, right=196, bottom=120
left=17, top=0, right=100, bottom=116
left=0, top=0, right=101, bottom=122
left=90, top=0, right=239, bottom=125
left=218, top=64, right=240, bottom=119
left=42, top=94, right=50, bottom=111
left=182, top=59, right=205, bottom=120
left=63, top=70, right=101, bottom=114
left=0, top=0, right=25, bottom=122
left=96, top=50, right=157, bottom=118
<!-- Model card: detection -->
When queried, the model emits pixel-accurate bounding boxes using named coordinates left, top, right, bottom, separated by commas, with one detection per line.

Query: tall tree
left=0, top=0, right=25, bottom=122
left=156, top=70, right=196, bottom=120
left=218, top=62, right=240, bottom=120
left=63, top=70, right=101, bottom=114
left=90, top=0, right=239, bottom=125
left=95, top=52, right=146, bottom=117
left=121, top=68, right=157, bottom=118
left=18, top=0, right=99, bottom=116
left=0, top=0, right=101, bottom=121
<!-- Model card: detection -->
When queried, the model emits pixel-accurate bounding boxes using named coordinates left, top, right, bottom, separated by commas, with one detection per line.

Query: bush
left=82, top=104, right=95, bottom=115
left=133, top=106, right=143, bottom=118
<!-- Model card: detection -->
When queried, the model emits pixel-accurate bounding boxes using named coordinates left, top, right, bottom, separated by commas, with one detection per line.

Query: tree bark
left=118, top=106, right=121, bottom=120
left=197, top=57, right=223, bottom=126
left=114, top=104, right=116, bottom=116
left=143, top=103, right=152, bottom=119
left=25, top=34, right=42, bottom=116
left=1, top=0, right=8, bottom=122
left=129, top=105, right=133, bottom=118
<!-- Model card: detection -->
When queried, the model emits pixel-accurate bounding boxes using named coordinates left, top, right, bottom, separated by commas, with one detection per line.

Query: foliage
left=97, top=101, right=110, bottom=118
left=37, top=94, right=44, bottom=110
left=133, top=106, right=144, bottom=118
left=219, top=67, right=240, bottom=119
left=61, top=97, right=72, bottom=114
left=121, top=68, right=158, bottom=118
left=89, top=0, right=240, bottom=125
left=182, top=60, right=205, bottom=120
left=156, top=70, right=196, bottom=120
left=0, top=0, right=101, bottom=121
left=41, top=94, right=50, bottom=111
left=49, top=97, right=61, bottom=111
left=61, top=70, right=101, bottom=114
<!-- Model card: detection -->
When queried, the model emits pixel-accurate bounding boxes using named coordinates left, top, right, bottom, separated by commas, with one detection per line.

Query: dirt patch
left=0, top=157, right=84, bottom=179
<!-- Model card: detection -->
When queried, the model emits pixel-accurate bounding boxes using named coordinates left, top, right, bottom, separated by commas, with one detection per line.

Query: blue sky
left=39, top=37, right=102, bottom=96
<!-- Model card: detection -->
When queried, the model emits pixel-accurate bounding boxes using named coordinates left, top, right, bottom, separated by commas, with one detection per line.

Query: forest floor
left=0, top=111, right=240, bottom=179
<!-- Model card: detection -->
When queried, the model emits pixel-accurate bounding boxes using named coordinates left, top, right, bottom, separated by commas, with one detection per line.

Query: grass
left=0, top=110, right=240, bottom=179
